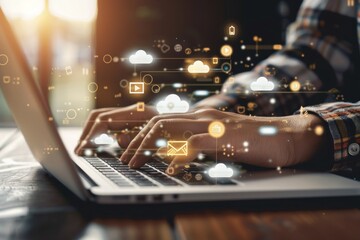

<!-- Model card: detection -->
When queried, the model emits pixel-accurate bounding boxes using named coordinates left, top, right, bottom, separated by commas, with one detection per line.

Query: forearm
left=193, top=0, right=357, bottom=116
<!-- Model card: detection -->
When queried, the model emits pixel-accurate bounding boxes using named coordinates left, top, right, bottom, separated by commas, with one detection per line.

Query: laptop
left=1, top=9, right=360, bottom=204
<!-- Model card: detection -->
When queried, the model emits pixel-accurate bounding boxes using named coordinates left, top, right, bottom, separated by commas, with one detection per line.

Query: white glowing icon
left=188, top=60, right=210, bottom=73
left=172, top=83, right=183, bottom=88
left=84, top=149, right=93, bottom=156
left=156, top=94, right=189, bottom=114
left=208, top=163, right=233, bottom=178
left=94, top=134, right=114, bottom=145
left=259, top=126, right=278, bottom=136
left=193, top=90, right=210, bottom=97
left=250, top=77, right=275, bottom=91
left=155, top=139, right=167, bottom=147
left=144, top=150, right=152, bottom=156
left=129, top=50, right=153, bottom=64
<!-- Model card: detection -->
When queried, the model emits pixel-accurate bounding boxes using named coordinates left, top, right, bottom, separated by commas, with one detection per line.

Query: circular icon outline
left=103, top=54, right=113, bottom=64
left=221, top=62, right=232, bottom=73
left=142, top=74, right=154, bottom=85
left=151, top=84, right=161, bottom=93
left=66, top=109, right=78, bottom=120
left=0, top=54, right=9, bottom=66
left=174, top=44, right=183, bottom=52
left=119, top=79, right=129, bottom=88
left=88, top=82, right=99, bottom=93
left=348, top=143, right=360, bottom=156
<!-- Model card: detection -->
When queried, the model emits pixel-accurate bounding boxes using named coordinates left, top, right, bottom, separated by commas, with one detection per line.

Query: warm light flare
left=0, top=0, right=97, bottom=22
left=49, top=0, right=97, bottom=22
left=0, top=0, right=45, bottom=20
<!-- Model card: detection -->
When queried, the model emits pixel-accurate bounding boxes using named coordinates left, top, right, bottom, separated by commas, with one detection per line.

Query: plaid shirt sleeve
left=195, top=0, right=358, bottom=116
left=298, top=101, right=360, bottom=171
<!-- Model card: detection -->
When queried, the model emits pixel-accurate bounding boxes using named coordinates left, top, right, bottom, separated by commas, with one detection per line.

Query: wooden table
left=1, top=131, right=360, bottom=240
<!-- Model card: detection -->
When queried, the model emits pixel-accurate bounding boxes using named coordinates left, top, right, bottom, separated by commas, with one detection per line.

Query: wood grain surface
left=176, top=210, right=360, bottom=240
left=0, top=165, right=173, bottom=240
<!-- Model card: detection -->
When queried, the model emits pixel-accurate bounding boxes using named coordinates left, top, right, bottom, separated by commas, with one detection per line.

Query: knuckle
left=149, top=116, right=168, bottom=127
left=195, top=108, right=217, bottom=115
left=90, top=109, right=102, bottom=114
left=187, top=135, right=199, bottom=145
left=96, top=113, right=107, bottom=121
left=151, top=115, right=161, bottom=123
left=153, top=119, right=165, bottom=128
left=95, top=113, right=112, bottom=124
left=90, top=108, right=106, bottom=116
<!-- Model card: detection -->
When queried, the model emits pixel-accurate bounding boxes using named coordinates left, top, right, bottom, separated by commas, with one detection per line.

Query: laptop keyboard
left=84, top=157, right=189, bottom=187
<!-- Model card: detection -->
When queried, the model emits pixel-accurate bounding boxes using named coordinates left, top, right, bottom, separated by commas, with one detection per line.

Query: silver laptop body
left=1, top=9, right=360, bottom=204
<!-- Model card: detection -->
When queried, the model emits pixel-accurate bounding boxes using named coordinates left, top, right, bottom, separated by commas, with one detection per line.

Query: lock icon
left=229, top=25, right=235, bottom=36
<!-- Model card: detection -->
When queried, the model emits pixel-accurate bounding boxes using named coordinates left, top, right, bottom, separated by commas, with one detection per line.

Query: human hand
left=119, top=109, right=241, bottom=174
left=119, top=109, right=328, bottom=175
left=76, top=105, right=330, bottom=175
left=74, top=104, right=158, bottom=155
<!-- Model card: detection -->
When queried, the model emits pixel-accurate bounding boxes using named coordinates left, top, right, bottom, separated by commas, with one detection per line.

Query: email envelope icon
left=167, top=141, right=188, bottom=156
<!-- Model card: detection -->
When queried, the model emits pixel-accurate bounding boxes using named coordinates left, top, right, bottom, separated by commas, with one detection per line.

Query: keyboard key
left=136, top=182, right=157, bottom=187
left=141, top=172, right=180, bottom=186
left=86, top=157, right=185, bottom=187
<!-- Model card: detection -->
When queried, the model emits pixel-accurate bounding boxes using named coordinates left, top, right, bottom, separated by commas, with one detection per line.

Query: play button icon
left=129, top=82, right=144, bottom=94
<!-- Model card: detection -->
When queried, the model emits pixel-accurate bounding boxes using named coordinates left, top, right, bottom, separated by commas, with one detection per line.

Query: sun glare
left=0, top=0, right=45, bottom=20
left=49, top=0, right=97, bottom=22
left=0, top=0, right=97, bottom=22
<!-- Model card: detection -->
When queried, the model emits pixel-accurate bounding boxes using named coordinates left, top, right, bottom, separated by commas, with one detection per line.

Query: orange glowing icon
left=220, top=45, right=233, bottom=57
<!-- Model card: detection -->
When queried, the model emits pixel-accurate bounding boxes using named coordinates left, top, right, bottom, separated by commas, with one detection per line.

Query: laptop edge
left=0, top=8, right=87, bottom=200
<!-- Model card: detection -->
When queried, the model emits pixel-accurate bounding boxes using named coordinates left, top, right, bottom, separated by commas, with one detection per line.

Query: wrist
left=287, top=114, right=332, bottom=168
left=239, top=114, right=331, bottom=168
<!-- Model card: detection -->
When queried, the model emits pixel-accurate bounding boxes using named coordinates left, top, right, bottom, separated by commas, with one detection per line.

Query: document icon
left=129, top=82, right=144, bottom=94
left=167, top=141, right=188, bottom=156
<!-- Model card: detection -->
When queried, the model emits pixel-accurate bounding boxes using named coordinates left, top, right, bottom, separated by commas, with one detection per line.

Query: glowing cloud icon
left=250, top=77, right=275, bottom=91
left=208, top=163, right=234, bottom=178
left=94, top=134, right=115, bottom=145
left=129, top=50, right=153, bottom=64
left=188, top=60, right=210, bottom=73
left=156, top=94, right=189, bottom=114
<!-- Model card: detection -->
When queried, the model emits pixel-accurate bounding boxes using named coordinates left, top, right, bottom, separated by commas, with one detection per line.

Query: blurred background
left=0, top=0, right=302, bottom=127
